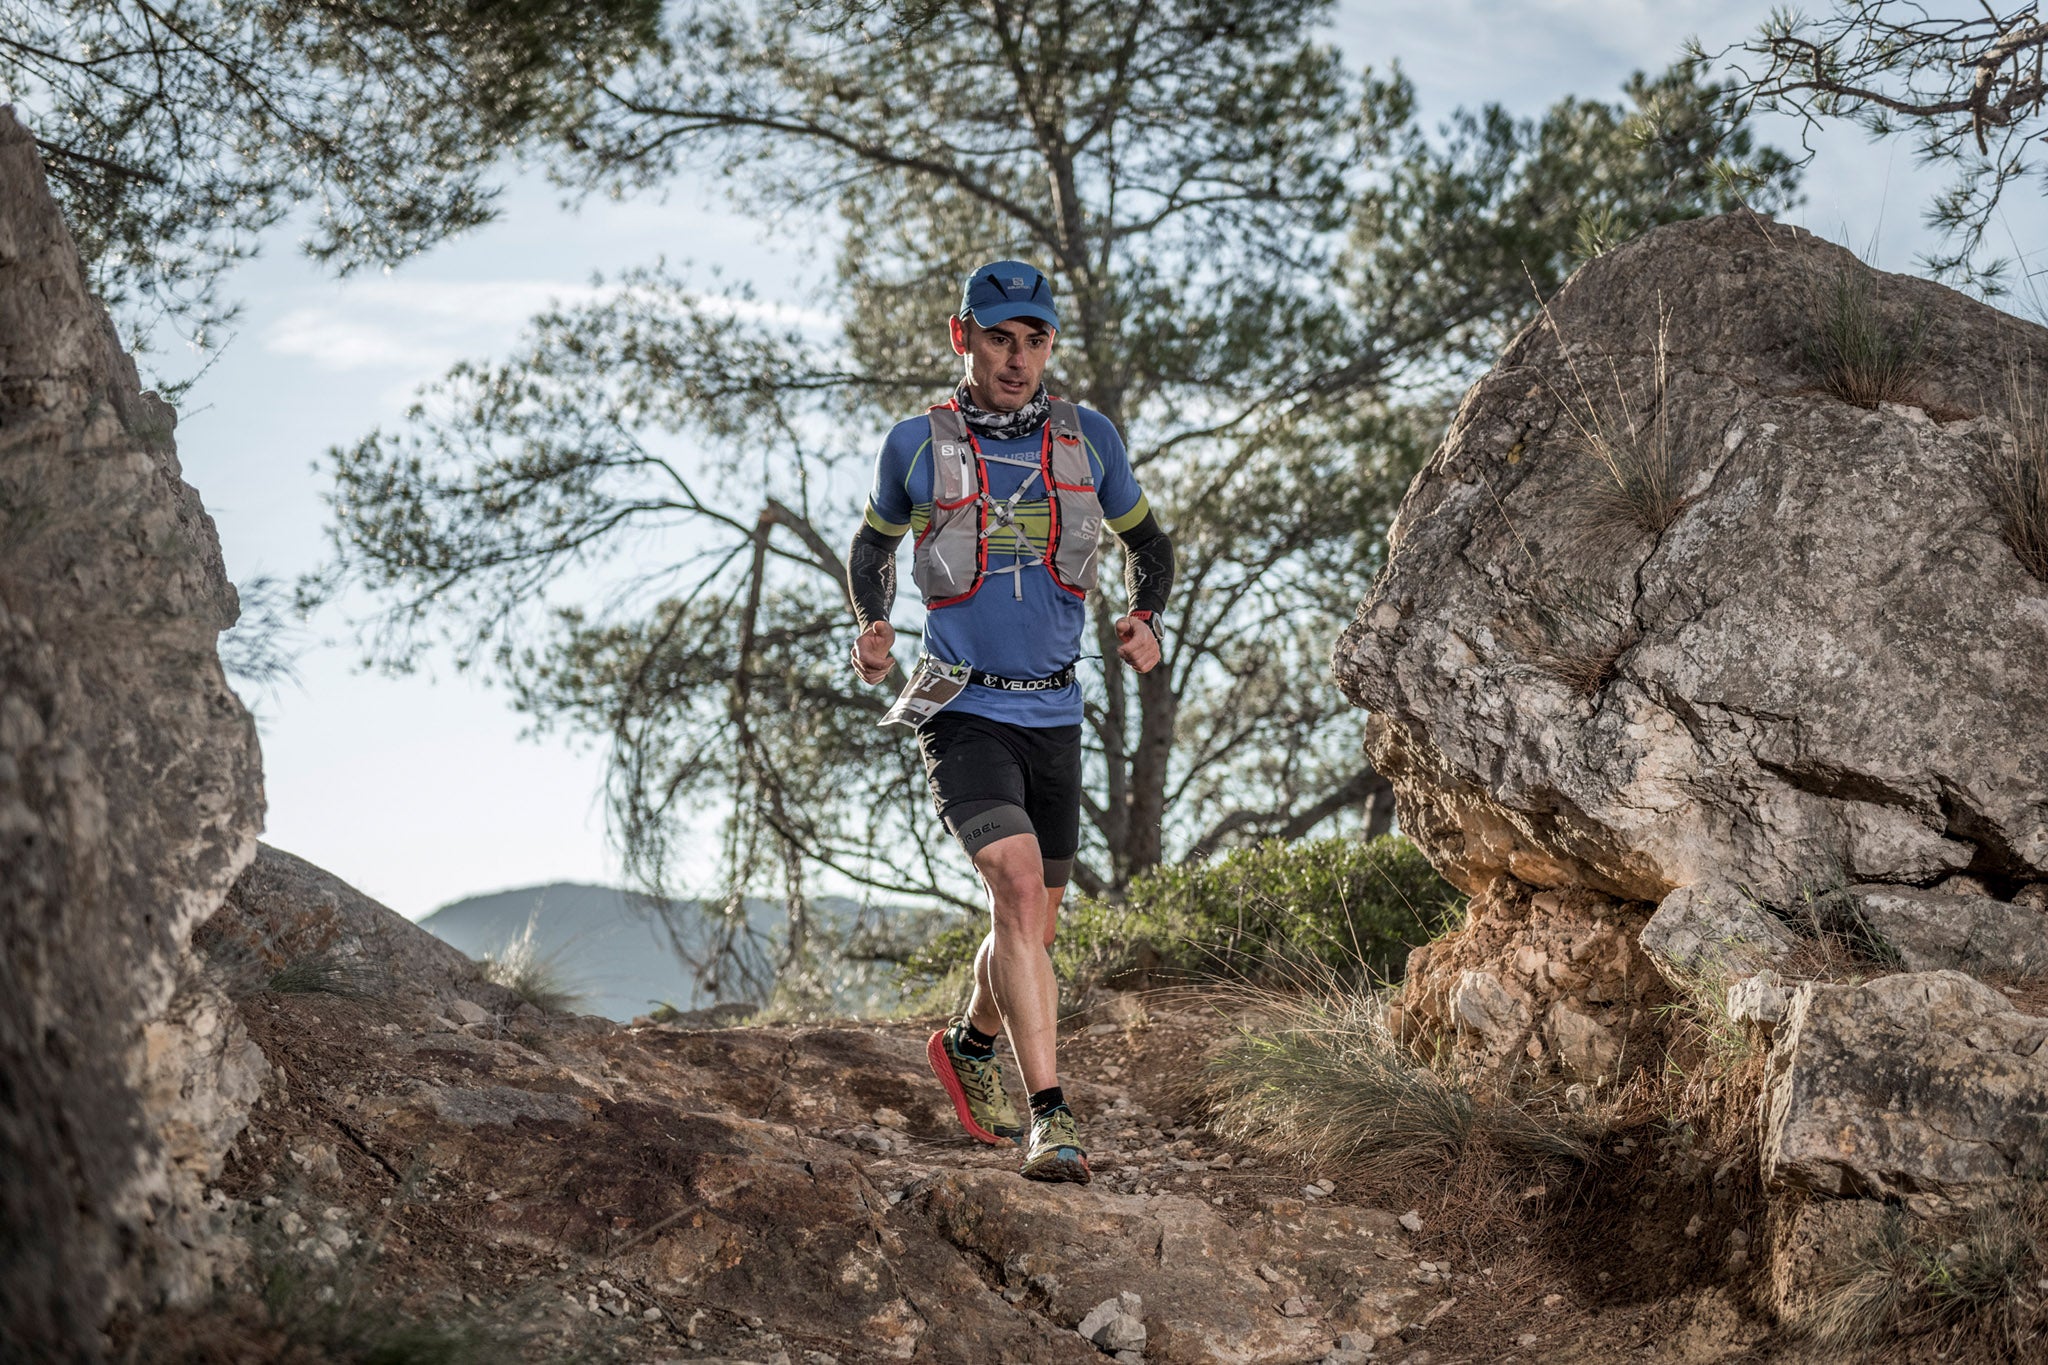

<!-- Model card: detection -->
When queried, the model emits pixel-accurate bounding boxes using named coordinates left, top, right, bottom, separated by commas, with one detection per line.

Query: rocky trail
left=116, top=853, right=1822, bottom=1365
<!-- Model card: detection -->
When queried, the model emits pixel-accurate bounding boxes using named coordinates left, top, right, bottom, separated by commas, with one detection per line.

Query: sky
left=120, top=0, right=2048, bottom=920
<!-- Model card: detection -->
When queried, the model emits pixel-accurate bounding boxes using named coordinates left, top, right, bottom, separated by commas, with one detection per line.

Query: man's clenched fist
left=852, top=620, right=896, bottom=684
left=1114, top=615, right=1160, bottom=673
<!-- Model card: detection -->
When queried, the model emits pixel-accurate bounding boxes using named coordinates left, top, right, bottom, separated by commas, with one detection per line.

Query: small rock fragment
left=1399, top=1210, right=1425, bottom=1232
left=1076, top=1296, right=1147, bottom=1351
left=1280, top=1296, right=1311, bottom=1317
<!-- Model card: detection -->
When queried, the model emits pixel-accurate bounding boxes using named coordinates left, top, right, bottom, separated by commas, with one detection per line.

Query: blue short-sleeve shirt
left=865, top=403, right=1149, bottom=726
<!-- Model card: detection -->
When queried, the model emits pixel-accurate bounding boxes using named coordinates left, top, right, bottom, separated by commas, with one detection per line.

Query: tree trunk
left=1361, top=772, right=1397, bottom=841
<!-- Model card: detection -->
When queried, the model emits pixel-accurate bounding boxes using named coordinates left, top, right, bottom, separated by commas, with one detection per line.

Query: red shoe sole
left=927, top=1031, right=1019, bottom=1147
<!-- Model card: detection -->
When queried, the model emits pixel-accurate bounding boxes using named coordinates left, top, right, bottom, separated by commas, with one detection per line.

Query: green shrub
left=899, top=835, right=1461, bottom=1003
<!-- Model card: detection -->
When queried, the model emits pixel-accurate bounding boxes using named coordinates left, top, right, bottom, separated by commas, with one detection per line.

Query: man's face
left=951, top=315, right=1055, bottom=412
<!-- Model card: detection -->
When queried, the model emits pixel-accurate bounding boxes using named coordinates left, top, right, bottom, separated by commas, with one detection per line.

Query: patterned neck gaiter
left=954, top=380, right=1050, bottom=442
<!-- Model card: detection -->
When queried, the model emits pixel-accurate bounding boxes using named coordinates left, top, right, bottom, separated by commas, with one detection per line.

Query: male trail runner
left=846, top=261, right=1173, bottom=1183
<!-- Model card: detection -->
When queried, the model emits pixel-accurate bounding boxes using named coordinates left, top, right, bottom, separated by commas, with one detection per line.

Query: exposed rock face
left=199, top=843, right=511, bottom=1014
left=1843, top=883, right=2048, bottom=975
left=0, top=107, right=263, bottom=1358
left=1334, top=212, right=2048, bottom=907
left=1639, top=882, right=1799, bottom=983
left=1762, top=971, right=2048, bottom=1203
left=1390, top=880, right=1671, bottom=1082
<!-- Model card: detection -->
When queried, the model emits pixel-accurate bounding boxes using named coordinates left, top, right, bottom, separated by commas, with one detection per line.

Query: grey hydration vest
left=911, top=398, right=1104, bottom=607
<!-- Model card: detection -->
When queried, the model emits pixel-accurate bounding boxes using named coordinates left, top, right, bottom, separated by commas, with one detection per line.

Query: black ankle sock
left=954, top=1020, right=998, bottom=1059
left=1028, top=1086, right=1067, bottom=1119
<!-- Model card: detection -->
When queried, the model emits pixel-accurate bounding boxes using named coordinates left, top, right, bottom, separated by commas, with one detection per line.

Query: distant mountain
left=418, top=882, right=944, bottom=1022
left=418, top=883, right=763, bottom=1022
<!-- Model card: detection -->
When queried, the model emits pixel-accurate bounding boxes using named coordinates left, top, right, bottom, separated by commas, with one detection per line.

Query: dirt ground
left=108, top=985, right=1943, bottom=1365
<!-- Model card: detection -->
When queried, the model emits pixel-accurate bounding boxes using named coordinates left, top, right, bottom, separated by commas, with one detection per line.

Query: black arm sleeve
left=1117, top=510, right=1174, bottom=620
left=847, top=521, right=903, bottom=630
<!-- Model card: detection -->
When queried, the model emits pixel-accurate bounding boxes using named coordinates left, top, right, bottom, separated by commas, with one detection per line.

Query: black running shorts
left=915, top=711, right=1082, bottom=865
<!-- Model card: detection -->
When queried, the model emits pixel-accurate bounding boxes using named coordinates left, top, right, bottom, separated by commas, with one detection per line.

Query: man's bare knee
left=973, top=824, right=1041, bottom=879
left=990, top=883, right=1048, bottom=938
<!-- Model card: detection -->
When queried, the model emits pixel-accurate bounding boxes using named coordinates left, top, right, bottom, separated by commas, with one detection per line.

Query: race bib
left=880, top=656, right=971, bottom=729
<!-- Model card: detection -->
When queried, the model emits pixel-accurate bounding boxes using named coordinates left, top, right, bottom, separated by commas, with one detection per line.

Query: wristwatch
left=1127, top=610, right=1163, bottom=646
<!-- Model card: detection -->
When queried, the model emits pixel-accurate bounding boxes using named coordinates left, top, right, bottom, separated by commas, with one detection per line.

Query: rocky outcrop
left=1639, top=883, right=1799, bottom=983
left=1762, top=971, right=2048, bottom=1204
left=199, top=843, right=511, bottom=1013
left=1334, top=212, right=2048, bottom=907
left=0, top=106, right=263, bottom=1358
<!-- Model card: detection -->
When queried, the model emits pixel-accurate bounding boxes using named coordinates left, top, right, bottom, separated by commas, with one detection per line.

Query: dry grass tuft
left=1651, top=956, right=1752, bottom=1071
left=1203, top=983, right=1594, bottom=1187
left=1533, top=293, right=1696, bottom=539
left=1988, top=360, right=2048, bottom=581
left=1769, top=875, right=1902, bottom=980
left=264, top=952, right=387, bottom=1000
left=481, top=916, right=584, bottom=1014
left=1804, top=264, right=1925, bottom=409
left=1805, top=1190, right=2048, bottom=1358
left=1503, top=583, right=1640, bottom=697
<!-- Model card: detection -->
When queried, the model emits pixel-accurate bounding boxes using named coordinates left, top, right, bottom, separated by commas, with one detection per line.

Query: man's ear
left=948, top=315, right=969, bottom=356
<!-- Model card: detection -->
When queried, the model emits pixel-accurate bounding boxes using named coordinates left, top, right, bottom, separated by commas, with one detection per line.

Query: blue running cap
left=960, top=260, right=1059, bottom=330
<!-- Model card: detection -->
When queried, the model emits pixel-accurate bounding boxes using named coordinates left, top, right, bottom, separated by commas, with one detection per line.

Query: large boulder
left=0, top=107, right=264, bottom=1358
left=1333, top=213, right=2048, bottom=908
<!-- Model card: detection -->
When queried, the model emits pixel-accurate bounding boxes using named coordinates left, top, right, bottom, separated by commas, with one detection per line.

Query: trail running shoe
left=1019, top=1106, right=1091, bottom=1184
left=927, top=1020, right=1025, bottom=1146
